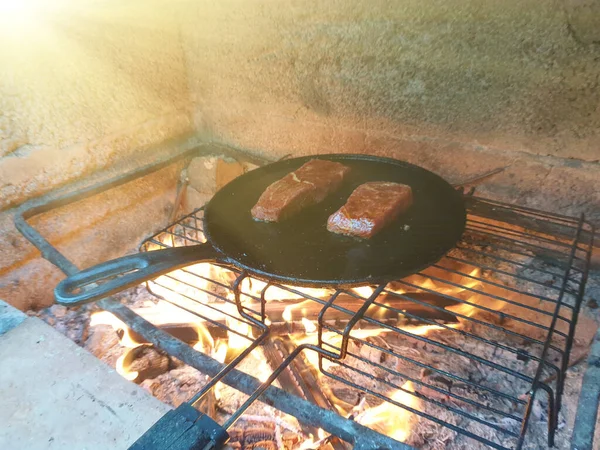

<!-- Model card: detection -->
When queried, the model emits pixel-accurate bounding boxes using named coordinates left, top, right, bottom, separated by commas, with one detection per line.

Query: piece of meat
left=327, top=182, right=413, bottom=238
left=251, top=159, right=351, bottom=222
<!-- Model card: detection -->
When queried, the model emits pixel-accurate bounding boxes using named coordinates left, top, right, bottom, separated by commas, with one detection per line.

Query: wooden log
left=269, top=337, right=350, bottom=450
left=123, top=345, right=170, bottom=382
left=123, top=292, right=459, bottom=345
left=253, top=292, right=459, bottom=324
left=261, top=339, right=320, bottom=439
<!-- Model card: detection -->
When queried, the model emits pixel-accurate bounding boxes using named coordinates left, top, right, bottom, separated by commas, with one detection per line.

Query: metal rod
left=322, top=362, right=511, bottom=450
left=347, top=329, right=526, bottom=405
left=377, top=292, right=560, bottom=371
left=516, top=214, right=586, bottom=450
left=145, top=202, right=593, bottom=449
left=556, top=221, right=594, bottom=418
left=468, top=197, right=583, bottom=223
left=429, top=262, right=569, bottom=310
left=223, top=286, right=386, bottom=429
left=334, top=356, right=520, bottom=438
left=145, top=201, right=593, bottom=449
left=14, top=184, right=411, bottom=450
left=571, top=328, right=600, bottom=450
left=387, top=281, right=568, bottom=347
left=188, top=273, right=271, bottom=407
left=347, top=337, right=523, bottom=420
left=467, top=217, right=579, bottom=249
left=10, top=146, right=406, bottom=449
left=453, top=166, right=507, bottom=187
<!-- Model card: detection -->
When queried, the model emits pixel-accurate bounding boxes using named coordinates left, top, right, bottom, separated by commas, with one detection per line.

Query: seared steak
left=327, top=182, right=413, bottom=238
left=251, top=159, right=351, bottom=222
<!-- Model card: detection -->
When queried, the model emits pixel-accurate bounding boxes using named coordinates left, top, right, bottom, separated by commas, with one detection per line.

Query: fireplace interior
left=1, top=1, right=600, bottom=450
left=5, top=146, right=596, bottom=450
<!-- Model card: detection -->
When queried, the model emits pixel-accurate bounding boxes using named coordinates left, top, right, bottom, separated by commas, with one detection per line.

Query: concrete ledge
left=0, top=300, right=26, bottom=336
left=0, top=313, right=171, bottom=449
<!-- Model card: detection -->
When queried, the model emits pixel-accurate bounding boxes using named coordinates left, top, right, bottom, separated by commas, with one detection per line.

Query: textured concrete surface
left=0, top=0, right=193, bottom=210
left=565, top=0, right=600, bottom=44
left=182, top=0, right=600, bottom=162
left=0, top=316, right=170, bottom=450
left=0, top=300, right=26, bottom=336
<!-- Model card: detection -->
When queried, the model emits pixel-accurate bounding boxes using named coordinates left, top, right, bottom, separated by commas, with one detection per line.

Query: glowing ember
left=353, top=285, right=375, bottom=298
left=282, top=305, right=293, bottom=323
left=301, top=317, right=317, bottom=333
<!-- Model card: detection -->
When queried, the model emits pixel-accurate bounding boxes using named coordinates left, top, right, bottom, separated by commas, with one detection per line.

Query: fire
left=115, top=354, right=139, bottom=381
left=151, top=263, right=217, bottom=306
left=90, top=256, right=504, bottom=446
left=221, top=302, right=251, bottom=351
left=91, top=312, right=143, bottom=380
left=390, top=266, right=482, bottom=297
left=356, top=381, right=419, bottom=442
left=211, top=341, right=228, bottom=401
left=384, top=265, right=508, bottom=321
left=91, top=303, right=216, bottom=380
left=90, top=311, right=144, bottom=348
left=192, top=321, right=214, bottom=352
left=236, top=278, right=332, bottom=303
left=220, top=295, right=273, bottom=383
left=283, top=300, right=315, bottom=323
left=444, top=267, right=509, bottom=318
left=295, top=428, right=328, bottom=450
left=353, top=285, right=374, bottom=298
left=298, top=381, right=421, bottom=448
left=214, top=341, right=228, bottom=363
left=301, top=317, right=317, bottom=333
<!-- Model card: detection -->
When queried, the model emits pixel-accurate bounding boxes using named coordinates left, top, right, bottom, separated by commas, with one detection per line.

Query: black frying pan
left=55, top=154, right=466, bottom=305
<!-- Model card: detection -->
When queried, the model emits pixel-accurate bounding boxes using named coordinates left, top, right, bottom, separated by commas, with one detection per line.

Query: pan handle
left=54, top=244, right=220, bottom=306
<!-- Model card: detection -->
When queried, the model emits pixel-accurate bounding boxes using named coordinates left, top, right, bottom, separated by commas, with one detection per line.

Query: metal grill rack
left=140, top=195, right=594, bottom=450
left=13, top=146, right=596, bottom=449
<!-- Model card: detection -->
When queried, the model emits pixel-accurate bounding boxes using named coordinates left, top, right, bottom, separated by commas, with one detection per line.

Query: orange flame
left=95, top=257, right=503, bottom=445
left=357, top=381, right=419, bottom=442
left=90, top=311, right=144, bottom=348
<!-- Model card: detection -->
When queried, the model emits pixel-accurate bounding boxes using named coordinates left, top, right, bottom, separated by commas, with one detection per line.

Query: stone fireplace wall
left=0, top=0, right=194, bottom=309
left=181, top=0, right=600, bottom=222
left=0, top=1, right=193, bottom=208
left=1, top=0, right=599, bottom=310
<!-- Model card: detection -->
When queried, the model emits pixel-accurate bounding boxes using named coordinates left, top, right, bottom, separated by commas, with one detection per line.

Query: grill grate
left=137, top=195, right=594, bottom=449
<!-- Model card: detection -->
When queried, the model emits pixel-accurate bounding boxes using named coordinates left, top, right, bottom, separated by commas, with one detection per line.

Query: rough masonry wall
left=181, top=0, right=600, bottom=221
left=2, top=1, right=600, bottom=310
left=0, top=1, right=193, bottom=310
left=0, top=0, right=193, bottom=210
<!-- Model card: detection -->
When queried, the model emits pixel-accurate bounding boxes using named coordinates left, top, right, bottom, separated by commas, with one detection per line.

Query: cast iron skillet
left=55, top=154, right=466, bottom=305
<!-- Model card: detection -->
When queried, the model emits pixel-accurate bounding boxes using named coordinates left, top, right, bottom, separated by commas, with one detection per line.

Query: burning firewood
left=261, top=337, right=350, bottom=450
left=119, top=344, right=170, bottom=383
left=119, top=291, right=460, bottom=347
left=227, top=421, right=301, bottom=450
